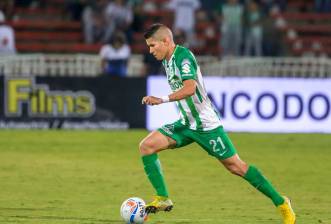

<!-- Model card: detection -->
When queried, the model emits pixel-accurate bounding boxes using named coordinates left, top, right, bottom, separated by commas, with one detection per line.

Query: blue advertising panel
left=147, top=76, right=331, bottom=133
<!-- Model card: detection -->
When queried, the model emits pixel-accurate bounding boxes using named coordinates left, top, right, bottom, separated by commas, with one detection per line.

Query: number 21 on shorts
left=209, top=136, right=227, bottom=155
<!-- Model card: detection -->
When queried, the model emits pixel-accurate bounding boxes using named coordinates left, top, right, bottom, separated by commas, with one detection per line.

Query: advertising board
left=147, top=77, right=331, bottom=133
left=0, top=76, right=146, bottom=129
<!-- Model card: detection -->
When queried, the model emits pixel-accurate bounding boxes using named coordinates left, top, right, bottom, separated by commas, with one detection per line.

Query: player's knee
left=226, top=165, right=240, bottom=176
left=139, top=139, right=156, bottom=155
left=226, top=163, right=248, bottom=177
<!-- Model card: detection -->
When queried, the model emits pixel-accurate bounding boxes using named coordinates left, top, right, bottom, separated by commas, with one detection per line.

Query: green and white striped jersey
left=162, top=45, right=222, bottom=131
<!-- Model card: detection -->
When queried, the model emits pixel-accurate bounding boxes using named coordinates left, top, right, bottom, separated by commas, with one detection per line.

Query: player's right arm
left=168, top=79, right=196, bottom=101
left=142, top=79, right=196, bottom=105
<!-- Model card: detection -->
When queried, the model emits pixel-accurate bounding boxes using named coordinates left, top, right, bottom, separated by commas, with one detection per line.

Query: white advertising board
left=147, top=77, right=331, bottom=133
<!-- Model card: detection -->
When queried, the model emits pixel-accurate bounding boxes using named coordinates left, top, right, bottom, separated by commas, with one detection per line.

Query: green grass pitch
left=0, top=130, right=330, bottom=224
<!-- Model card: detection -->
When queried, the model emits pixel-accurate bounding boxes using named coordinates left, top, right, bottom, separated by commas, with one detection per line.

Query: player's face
left=146, top=37, right=167, bottom=60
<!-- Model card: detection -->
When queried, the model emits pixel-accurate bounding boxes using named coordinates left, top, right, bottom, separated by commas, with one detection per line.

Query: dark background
left=0, top=76, right=146, bottom=128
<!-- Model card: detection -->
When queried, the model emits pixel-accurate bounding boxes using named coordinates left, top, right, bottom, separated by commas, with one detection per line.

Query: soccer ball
left=120, top=197, right=148, bottom=224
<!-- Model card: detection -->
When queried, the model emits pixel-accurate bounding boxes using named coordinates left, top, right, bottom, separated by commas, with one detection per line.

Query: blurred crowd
left=1, top=0, right=331, bottom=76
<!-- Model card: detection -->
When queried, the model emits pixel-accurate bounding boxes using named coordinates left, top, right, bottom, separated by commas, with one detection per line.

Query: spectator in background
left=244, top=0, right=263, bottom=56
left=14, top=0, right=33, bottom=7
left=129, top=2, right=144, bottom=33
left=99, top=31, right=131, bottom=77
left=166, top=0, right=201, bottom=47
left=128, top=2, right=145, bottom=44
left=260, top=0, right=286, bottom=15
left=104, top=0, right=133, bottom=44
left=0, top=11, right=16, bottom=55
left=82, top=0, right=108, bottom=44
left=174, top=29, right=189, bottom=47
left=262, top=7, right=283, bottom=56
left=0, top=0, right=14, bottom=20
left=315, top=0, right=331, bottom=13
left=275, top=0, right=287, bottom=12
left=219, top=0, right=244, bottom=57
left=201, top=0, right=221, bottom=14
left=66, top=0, right=90, bottom=21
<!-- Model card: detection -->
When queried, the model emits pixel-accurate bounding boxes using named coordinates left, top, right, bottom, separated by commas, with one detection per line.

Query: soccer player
left=140, top=23, right=296, bottom=224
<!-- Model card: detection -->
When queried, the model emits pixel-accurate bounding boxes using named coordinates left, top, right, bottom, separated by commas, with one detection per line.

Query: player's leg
left=140, top=121, right=193, bottom=213
left=140, top=130, right=176, bottom=155
left=140, top=130, right=175, bottom=213
left=220, top=154, right=285, bottom=206
left=140, top=130, right=176, bottom=198
left=192, top=127, right=295, bottom=223
left=191, top=126, right=285, bottom=206
left=220, top=155, right=296, bottom=224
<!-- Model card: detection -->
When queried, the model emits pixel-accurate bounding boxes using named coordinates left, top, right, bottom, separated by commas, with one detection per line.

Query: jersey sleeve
left=177, top=54, right=197, bottom=81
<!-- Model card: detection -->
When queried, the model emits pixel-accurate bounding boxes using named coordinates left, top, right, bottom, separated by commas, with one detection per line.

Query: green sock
left=244, top=165, right=284, bottom=206
left=142, top=154, right=168, bottom=197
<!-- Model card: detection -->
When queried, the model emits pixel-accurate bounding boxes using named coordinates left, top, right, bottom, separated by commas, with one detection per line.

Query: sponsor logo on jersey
left=181, top=59, right=191, bottom=74
left=169, top=79, right=183, bottom=91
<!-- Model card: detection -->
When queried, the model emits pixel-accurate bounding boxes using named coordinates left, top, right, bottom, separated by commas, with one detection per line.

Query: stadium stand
left=1, top=0, right=331, bottom=77
left=4, top=0, right=331, bottom=57
left=11, top=3, right=102, bottom=53
left=9, top=0, right=220, bottom=55
left=278, top=0, right=331, bottom=57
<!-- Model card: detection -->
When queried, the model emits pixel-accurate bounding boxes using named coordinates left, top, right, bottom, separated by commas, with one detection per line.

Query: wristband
left=161, top=95, right=170, bottom=103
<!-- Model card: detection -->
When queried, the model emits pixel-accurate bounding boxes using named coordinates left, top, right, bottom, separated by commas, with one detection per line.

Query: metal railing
left=202, top=56, right=331, bottom=78
left=0, top=54, right=101, bottom=76
left=0, top=54, right=330, bottom=78
left=0, top=54, right=144, bottom=77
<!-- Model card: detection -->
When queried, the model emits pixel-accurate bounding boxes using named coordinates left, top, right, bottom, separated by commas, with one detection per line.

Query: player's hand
left=142, top=96, right=163, bottom=105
